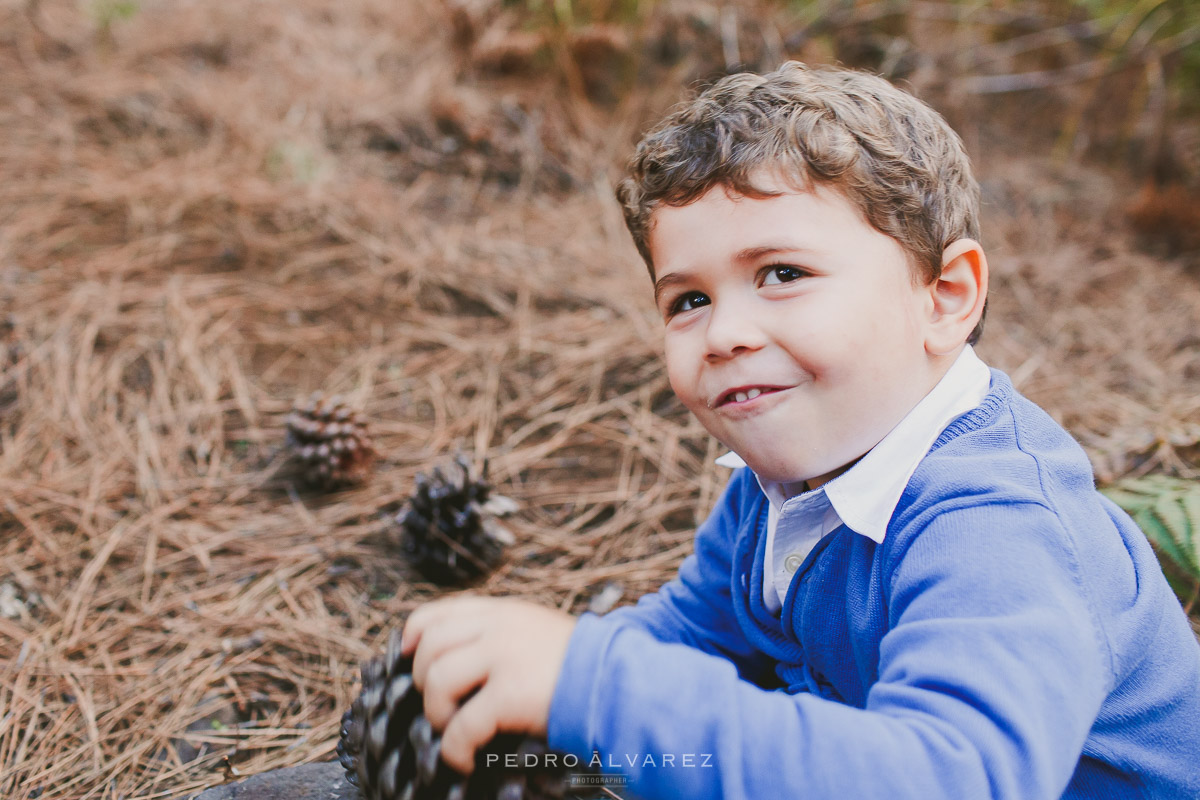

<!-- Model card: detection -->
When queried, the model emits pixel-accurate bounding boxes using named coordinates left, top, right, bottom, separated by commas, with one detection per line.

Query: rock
left=587, top=582, right=624, bottom=615
left=189, top=761, right=357, bottom=800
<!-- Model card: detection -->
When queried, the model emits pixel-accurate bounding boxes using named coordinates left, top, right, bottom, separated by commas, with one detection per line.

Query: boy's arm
left=549, top=501, right=1112, bottom=800
left=599, top=468, right=774, bottom=683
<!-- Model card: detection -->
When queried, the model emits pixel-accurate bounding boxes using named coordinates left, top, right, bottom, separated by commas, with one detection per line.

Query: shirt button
left=784, top=554, right=804, bottom=573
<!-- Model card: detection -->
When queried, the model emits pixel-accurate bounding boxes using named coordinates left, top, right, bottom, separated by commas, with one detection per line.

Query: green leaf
left=1136, top=506, right=1193, bottom=575
left=1101, top=475, right=1200, bottom=587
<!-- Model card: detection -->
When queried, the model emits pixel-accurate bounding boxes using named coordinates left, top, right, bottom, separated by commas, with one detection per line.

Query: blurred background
left=1, top=0, right=1199, bottom=797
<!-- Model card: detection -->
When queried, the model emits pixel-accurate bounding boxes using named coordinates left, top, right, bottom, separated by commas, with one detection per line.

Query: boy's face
left=649, top=177, right=949, bottom=487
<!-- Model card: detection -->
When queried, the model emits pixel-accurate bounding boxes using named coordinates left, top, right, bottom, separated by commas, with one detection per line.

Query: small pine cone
left=0, top=316, right=23, bottom=414
left=1, top=315, right=22, bottom=373
left=397, top=456, right=517, bottom=584
left=285, top=392, right=375, bottom=488
left=337, top=630, right=601, bottom=800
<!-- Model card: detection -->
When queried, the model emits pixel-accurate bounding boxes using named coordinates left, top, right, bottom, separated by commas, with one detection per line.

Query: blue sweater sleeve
left=596, top=470, right=773, bottom=682
left=547, top=501, right=1113, bottom=800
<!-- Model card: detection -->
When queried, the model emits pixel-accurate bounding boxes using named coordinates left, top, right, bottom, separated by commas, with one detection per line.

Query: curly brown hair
left=617, top=61, right=985, bottom=343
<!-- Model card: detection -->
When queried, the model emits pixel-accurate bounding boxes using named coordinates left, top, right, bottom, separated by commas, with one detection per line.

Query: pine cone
left=0, top=316, right=23, bottom=416
left=337, top=630, right=601, bottom=800
left=285, top=392, right=375, bottom=488
left=397, top=456, right=517, bottom=584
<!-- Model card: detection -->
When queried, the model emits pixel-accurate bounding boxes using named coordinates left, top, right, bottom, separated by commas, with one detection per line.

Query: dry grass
left=1, top=1, right=1198, bottom=798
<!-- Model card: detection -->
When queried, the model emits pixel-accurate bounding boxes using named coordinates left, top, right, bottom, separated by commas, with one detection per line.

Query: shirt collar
left=714, top=345, right=992, bottom=542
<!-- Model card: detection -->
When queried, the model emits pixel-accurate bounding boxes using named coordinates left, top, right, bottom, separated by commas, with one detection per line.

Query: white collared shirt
left=715, top=345, right=992, bottom=613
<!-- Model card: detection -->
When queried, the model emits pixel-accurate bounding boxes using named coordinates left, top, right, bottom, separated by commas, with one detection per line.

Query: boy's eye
left=762, top=265, right=806, bottom=285
left=670, top=292, right=710, bottom=315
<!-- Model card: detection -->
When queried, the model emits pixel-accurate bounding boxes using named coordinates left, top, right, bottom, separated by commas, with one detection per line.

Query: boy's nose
left=704, top=300, right=767, bottom=360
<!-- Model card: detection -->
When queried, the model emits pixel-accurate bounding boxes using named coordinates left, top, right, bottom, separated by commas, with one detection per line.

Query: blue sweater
left=547, top=370, right=1200, bottom=799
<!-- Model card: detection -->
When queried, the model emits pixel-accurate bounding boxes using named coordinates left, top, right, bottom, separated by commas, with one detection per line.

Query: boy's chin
left=734, top=448, right=859, bottom=488
left=735, top=453, right=815, bottom=485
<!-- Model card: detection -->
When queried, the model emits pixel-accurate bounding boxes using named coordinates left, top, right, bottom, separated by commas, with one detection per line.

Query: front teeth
left=732, top=388, right=763, bottom=403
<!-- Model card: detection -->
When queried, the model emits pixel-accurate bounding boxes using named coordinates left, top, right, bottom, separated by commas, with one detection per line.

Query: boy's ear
left=925, top=238, right=988, bottom=355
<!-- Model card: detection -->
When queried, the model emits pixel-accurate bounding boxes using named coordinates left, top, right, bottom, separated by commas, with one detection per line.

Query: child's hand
left=400, top=595, right=577, bottom=773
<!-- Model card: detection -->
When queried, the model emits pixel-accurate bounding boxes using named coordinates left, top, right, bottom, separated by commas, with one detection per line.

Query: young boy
left=400, top=62, right=1200, bottom=799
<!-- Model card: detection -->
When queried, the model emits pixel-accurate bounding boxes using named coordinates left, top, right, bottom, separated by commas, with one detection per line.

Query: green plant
left=87, top=0, right=139, bottom=41
left=264, top=140, right=323, bottom=185
left=1053, top=0, right=1200, bottom=138
left=506, top=0, right=645, bottom=29
left=1101, top=474, right=1200, bottom=609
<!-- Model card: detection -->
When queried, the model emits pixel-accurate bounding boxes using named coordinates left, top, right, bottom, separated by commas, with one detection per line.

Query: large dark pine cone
left=397, top=456, right=516, bottom=584
left=337, top=630, right=601, bottom=800
left=286, top=392, right=375, bottom=488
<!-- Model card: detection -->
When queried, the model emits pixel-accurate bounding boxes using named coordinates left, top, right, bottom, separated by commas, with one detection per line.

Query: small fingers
left=422, top=644, right=489, bottom=730
left=440, top=689, right=501, bottom=774
left=411, top=618, right=484, bottom=692
left=400, top=594, right=481, bottom=657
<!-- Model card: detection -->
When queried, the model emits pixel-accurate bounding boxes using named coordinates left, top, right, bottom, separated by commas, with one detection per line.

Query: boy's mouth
left=715, top=386, right=784, bottom=407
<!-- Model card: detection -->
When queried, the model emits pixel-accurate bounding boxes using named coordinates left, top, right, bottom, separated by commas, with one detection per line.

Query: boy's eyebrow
left=734, top=243, right=809, bottom=262
left=653, top=272, right=690, bottom=306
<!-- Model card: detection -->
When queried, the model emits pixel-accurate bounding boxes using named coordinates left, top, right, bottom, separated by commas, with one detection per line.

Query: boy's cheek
left=666, top=376, right=705, bottom=418
left=662, top=345, right=699, bottom=405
